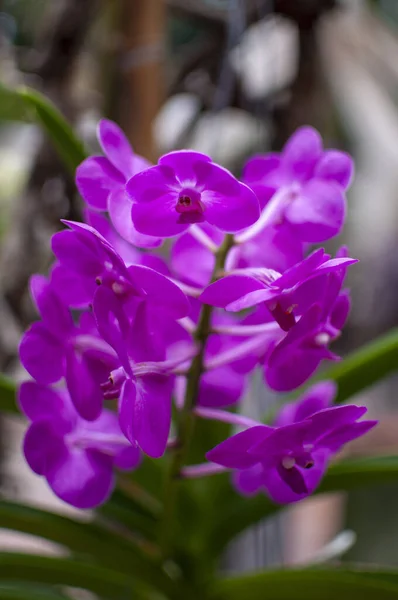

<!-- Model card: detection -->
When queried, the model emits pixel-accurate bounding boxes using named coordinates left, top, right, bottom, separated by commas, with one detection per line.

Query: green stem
left=160, top=234, right=234, bottom=558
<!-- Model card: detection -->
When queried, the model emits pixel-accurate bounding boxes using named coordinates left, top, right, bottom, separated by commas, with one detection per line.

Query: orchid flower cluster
left=18, top=120, right=377, bottom=509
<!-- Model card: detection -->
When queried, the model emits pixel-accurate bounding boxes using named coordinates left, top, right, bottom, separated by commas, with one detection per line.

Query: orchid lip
left=175, top=188, right=205, bottom=224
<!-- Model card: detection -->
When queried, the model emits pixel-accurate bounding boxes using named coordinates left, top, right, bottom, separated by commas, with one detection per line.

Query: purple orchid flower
left=19, top=275, right=119, bottom=420
left=18, top=121, right=372, bottom=511
left=51, top=221, right=189, bottom=318
left=21, top=261, right=184, bottom=408
left=126, top=150, right=260, bottom=237
left=207, top=396, right=376, bottom=503
left=265, top=273, right=351, bottom=392
left=85, top=209, right=171, bottom=276
left=93, top=287, right=179, bottom=458
left=200, top=248, right=356, bottom=331
left=227, top=222, right=304, bottom=274
left=84, top=209, right=142, bottom=267
left=76, top=119, right=160, bottom=248
left=241, top=126, right=353, bottom=243
left=171, top=224, right=224, bottom=288
left=19, top=381, right=140, bottom=509
left=275, top=380, right=338, bottom=427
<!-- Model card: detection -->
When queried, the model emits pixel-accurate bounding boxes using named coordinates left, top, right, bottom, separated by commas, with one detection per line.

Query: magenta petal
left=249, top=422, right=309, bottom=456
left=127, top=165, right=177, bottom=203
left=51, top=230, right=101, bottom=278
left=200, top=275, right=263, bottom=308
left=318, top=420, right=377, bottom=453
left=93, top=287, right=131, bottom=375
left=23, top=420, right=64, bottom=475
left=276, top=381, right=337, bottom=426
left=29, top=275, right=74, bottom=336
left=84, top=209, right=145, bottom=267
left=140, top=254, right=170, bottom=276
left=50, top=263, right=93, bottom=309
left=114, top=445, right=141, bottom=470
left=275, top=248, right=325, bottom=290
left=206, top=426, right=273, bottom=469
left=296, top=381, right=337, bottom=418
left=171, top=232, right=215, bottom=287
left=108, top=189, right=162, bottom=248
left=266, top=347, right=327, bottom=392
left=133, top=374, right=173, bottom=458
left=159, top=150, right=211, bottom=182
left=97, top=119, right=137, bottom=179
left=314, top=257, right=358, bottom=276
left=243, top=154, right=281, bottom=184
left=282, top=126, right=323, bottom=182
left=227, top=288, right=275, bottom=312
left=65, top=348, right=103, bottom=421
left=193, top=161, right=240, bottom=195
left=285, top=179, right=346, bottom=243
left=128, top=265, right=189, bottom=319
left=308, top=405, right=367, bottom=440
left=131, top=194, right=188, bottom=237
left=203, top=182, right=260, bottom=233
left=19, top=323, right=65, bottom=384
left=270, top=304, right=322, bottom=360
left=18, top=381, right=65, bottom=422
left=233, top=463, right=264, bottom=496
left=199, top=366, right=246, bottom=407
left=315, top=150, right=354, bottom=189
left=127, top=302, right=166, bottom=363
left=276, top=463, right=308, bottom=495
left=331, top=292, right=351, bottom=330
left=80, top=410, right=140, bottom=470
left=76, top=156, right=124, bottom=210
left=46, top=446, right=114, bottom=509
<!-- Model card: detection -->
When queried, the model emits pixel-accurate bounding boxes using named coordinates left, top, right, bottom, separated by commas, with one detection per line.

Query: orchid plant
left=20, top=120, right=375, bottom=510
left=2, top=88, right=398, bottom=600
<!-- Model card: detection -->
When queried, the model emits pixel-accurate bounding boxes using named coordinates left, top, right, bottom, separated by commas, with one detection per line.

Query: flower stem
left=160, top=234, right=234, bottom=558
left=194, top=406, right=261, bottom=429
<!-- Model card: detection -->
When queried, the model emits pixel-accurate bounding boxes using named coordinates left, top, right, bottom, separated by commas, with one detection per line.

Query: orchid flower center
left=175, top=188, right=205, bottom=224
left=282, top=456, right=296, bottom=470
left=267, top=300, right=297, bottom=332
left=282, top=450, right=314, bottom=472
left=286, top=182, right=301, bottom=202
left=314, top=332, right=332, bottom=346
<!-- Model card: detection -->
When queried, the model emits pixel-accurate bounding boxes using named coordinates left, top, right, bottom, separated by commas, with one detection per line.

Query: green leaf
left=205, top=455, right=398, bottom=559
left=98, top=486, right=159, bottom=541
left=0, top=501, right=172, bottom=595
left=0, top=376, right=17, bottom=414
left=209, top=568, right=398, bottom=600
left=318, top=455, right=398, bottom=492
left=18, top=87, right=87, bottom=174
left=0, top=85, right=33, bottom=122
left=0, top=583, right=68, bottom=600
left=0, top=554, right=139, bottom=599
left=319, top=327, right=398, bottom=403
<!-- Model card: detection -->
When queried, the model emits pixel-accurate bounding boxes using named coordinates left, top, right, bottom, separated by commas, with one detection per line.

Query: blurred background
left=0, top=0, right=398, bottom=573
